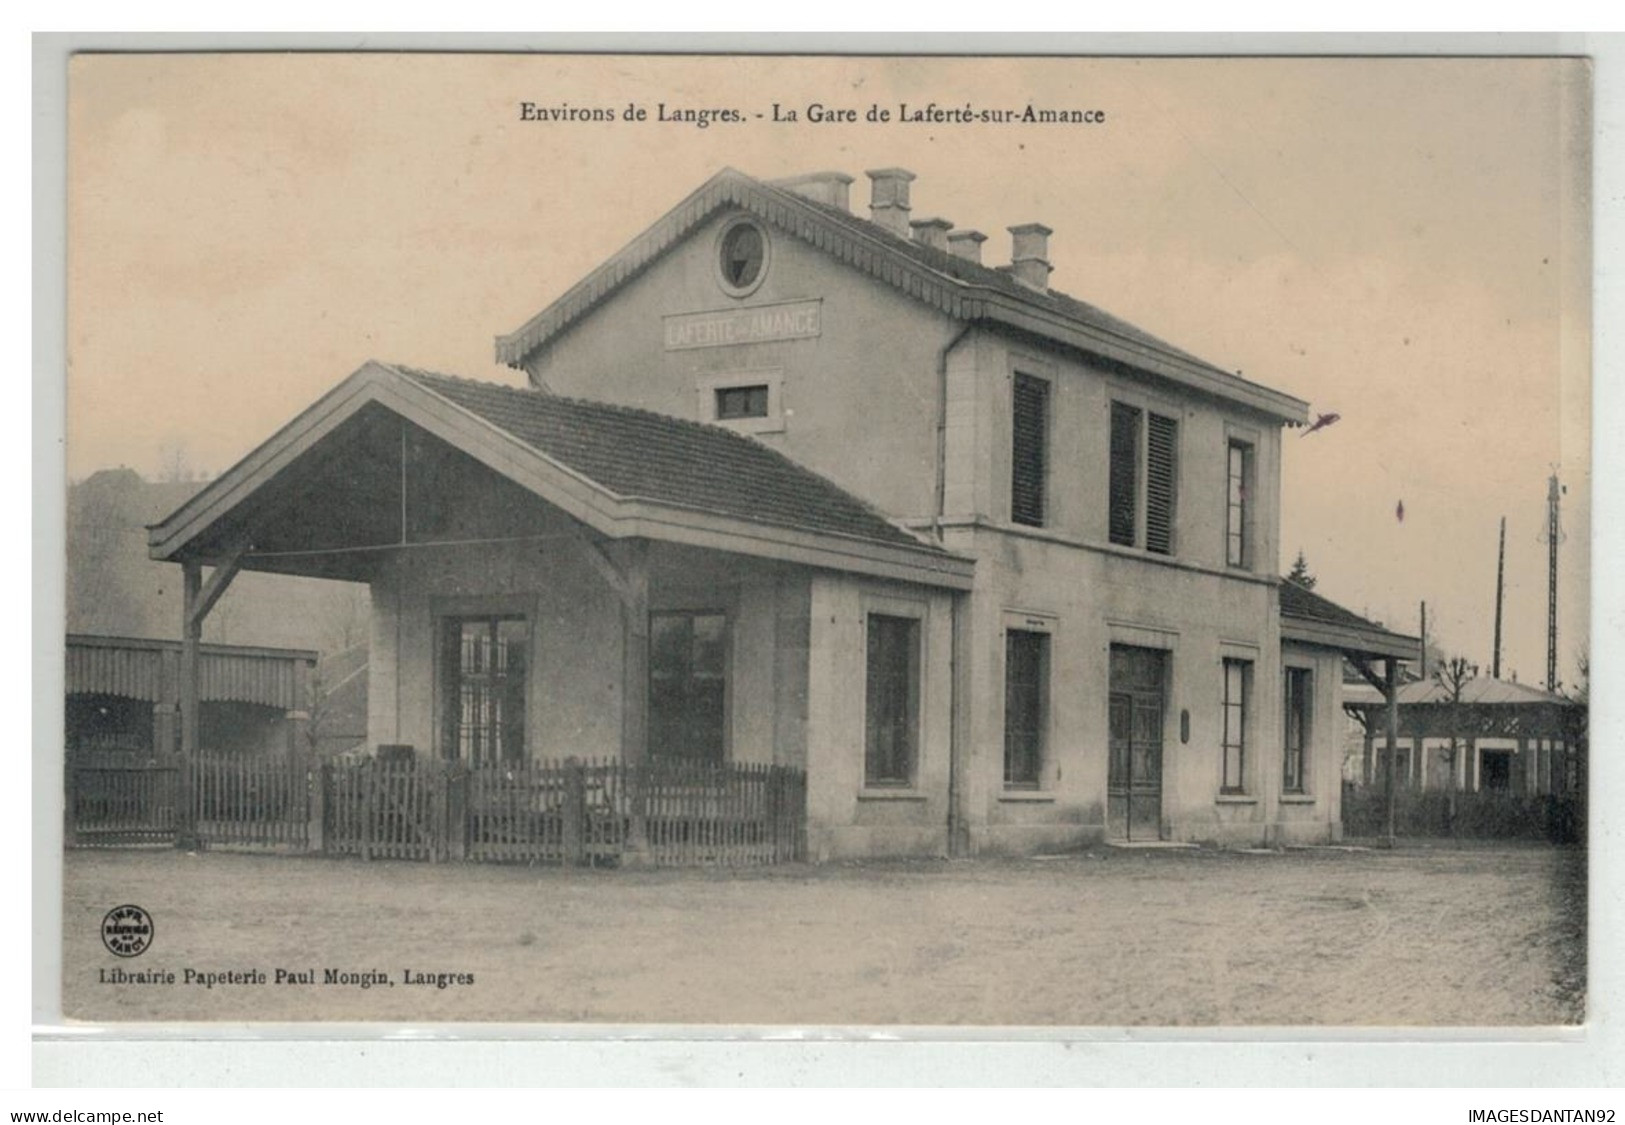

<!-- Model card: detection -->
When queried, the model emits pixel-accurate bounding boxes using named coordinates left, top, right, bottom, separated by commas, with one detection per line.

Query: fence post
left=621, top=760, right=653, bottom=869
left=563, top=756, right=586, bottom=866
left=309, top=761, right=327, bottom=853
left=361, top=761, right=375, bottom=862
left=447, top=765, right=468, bottom=862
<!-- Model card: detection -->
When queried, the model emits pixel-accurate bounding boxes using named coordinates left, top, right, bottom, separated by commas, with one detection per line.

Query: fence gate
left=323, top=757, right=454, bottom=862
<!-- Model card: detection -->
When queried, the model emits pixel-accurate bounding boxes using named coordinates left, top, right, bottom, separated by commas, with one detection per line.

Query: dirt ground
left=58, top=842, right=1586, bottom=1026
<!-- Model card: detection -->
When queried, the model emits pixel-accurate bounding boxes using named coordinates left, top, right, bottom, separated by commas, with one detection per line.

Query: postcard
left=49, top=50, right=1591, bottom=1033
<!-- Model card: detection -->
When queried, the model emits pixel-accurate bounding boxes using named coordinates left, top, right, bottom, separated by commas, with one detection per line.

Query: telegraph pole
left=1493, top=516, right=1506, bottom=680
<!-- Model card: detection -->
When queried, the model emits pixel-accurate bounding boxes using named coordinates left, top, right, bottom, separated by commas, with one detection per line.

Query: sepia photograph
left=48, top=50, right=1591, bottom=1031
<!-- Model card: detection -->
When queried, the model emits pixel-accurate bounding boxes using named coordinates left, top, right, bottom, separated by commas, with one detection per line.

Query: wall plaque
left=663, top=299, right=822, bottom=351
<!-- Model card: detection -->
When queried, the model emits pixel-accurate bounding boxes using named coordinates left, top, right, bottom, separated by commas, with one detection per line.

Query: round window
left=718, top=220, right=767, bottom=295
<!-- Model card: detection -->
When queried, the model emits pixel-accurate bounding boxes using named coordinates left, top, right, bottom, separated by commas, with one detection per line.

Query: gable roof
left=387, top=364, right=934, bottom=553
left=149, top=361, right=974, bottom=592
left=1279, top=579, right=1419, bottom=661
left=495, top=168, right=1309, bottom=425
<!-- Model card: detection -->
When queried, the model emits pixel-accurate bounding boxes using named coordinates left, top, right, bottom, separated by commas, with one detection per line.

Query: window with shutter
left=1145, top=412, right=1178, bottom=555
left=1010, top=374, right=1049, bottom=527
left=1109, top=402, right=1140, bottom=546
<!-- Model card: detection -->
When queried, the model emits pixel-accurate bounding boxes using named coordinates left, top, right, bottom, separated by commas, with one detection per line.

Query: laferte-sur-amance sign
left=663, top=300, right=822, bottom=351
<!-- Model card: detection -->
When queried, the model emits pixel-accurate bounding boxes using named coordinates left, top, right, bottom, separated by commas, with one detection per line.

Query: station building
left=150, top=166, right=1418, bottom=857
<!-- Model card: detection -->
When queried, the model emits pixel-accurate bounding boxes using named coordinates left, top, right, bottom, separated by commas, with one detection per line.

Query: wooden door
left=1107, top=646, right=1166, bottom=841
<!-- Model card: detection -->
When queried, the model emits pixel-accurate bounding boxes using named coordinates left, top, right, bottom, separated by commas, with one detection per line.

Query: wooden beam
left=620, top=539, right=652, bottom=866
left=178, top=561, right=202, bottom=846
left=1384, top=656, right=1400, bottom=846
left=620, top=539, right=650, bottom=764
left=1348, top=654, right=1387, bottom=694
left=188, top=541, right=248, bottom=631
left=567, top=524, right=633, bottom=605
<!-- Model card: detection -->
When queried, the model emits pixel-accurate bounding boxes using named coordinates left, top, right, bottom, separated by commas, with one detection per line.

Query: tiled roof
left=494, top=168, right=1307, bottom=424
left=1279, top=578, right=1420, bottom=660
left=1279, top=579, right=1398, bottom=634
left=792, top=191, right=1222, bottom=374
left=1343, top=676, right=1578, bottom=709
left=388, top=363, right=936, bottom=553
left=1394, top=677, right=1575, bottom=707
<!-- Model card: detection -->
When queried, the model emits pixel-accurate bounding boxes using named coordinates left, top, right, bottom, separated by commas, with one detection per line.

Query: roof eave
left=149, top=360, right=973, bottom=590
left=494, top=170, right=1310, bottom=425
left=1281, top=615, right=1421, bottom=662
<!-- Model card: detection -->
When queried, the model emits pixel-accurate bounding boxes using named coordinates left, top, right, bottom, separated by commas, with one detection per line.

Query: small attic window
left=718, top=219, right=768, bottom=296
left=716, top=384, right=769, bottom=420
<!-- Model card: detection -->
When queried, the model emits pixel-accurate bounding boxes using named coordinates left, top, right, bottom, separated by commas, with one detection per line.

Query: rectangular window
left=1227, top=440, right=1255, bottom=568
left=1109, top=402, right=1140, bottom=546
left=649, top=611, right=728, bottom=763
left=715, top=384, right=769, bottom=420
left=1003, top=630, right=1049, bottom=788
left=865, top=613, right=920, bottom=786
left=1010, top=374, right=1049, bottom=527
left=1283, top=667, right=1311, bottom=793
left=1109, top=402, right=1178, bottom=554
left=1146, top=412, right=1178, bottom=555
left=440, top=615, right=528, bottom=763
left=1221, top=658, right=1251, bottom=793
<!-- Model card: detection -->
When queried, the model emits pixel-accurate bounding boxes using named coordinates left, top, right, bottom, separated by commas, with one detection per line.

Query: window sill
left=858, top=788, right=929, bottom=802
left=997, top=791, right=1055, bottom=803
left=1279, top=793, right=1316, bottom=804
left=1215, top=793, right=1258, bottom=805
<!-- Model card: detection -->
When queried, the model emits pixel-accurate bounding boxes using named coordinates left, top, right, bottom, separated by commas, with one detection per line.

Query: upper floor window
left=1010, top=374, right=1049, bottom=527
left=1227, top=439, right=1255, bottom=568
left=717, top=219, right=768, bottom=295
left=715, top=384, right=769, bottom=420
left=865, top=613, right=921, bottom=787
left=1109, top=402, right=1178, bottom=555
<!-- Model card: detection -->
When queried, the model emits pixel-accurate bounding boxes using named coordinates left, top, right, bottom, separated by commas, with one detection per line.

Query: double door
left=1107, top=646, right=1166, bottom=841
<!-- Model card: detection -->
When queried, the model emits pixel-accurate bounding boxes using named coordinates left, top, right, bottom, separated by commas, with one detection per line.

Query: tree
left=1287, top=550, right=1316, bottom=589
left=1434, top=655, right=1474, bottom=835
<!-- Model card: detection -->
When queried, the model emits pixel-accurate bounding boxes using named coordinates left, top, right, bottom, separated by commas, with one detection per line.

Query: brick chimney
left=1008, top=223, right=1053, bottom=290
left=866, top=167, right=916, bottom=237
left=772, top=170, right=854, bottom=212
left=947, top=229, right=987, bottom=264
left=909, top=217, right=953, bottom=252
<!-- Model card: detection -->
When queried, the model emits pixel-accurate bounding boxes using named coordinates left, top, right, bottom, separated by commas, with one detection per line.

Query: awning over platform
left=1279, top=579, right=1420, bottom=663
left=147, top=360, right=975, bottom=592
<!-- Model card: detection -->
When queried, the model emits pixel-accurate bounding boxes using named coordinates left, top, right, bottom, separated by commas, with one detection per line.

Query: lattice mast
left=1545, top=473, right=1561, bottom=690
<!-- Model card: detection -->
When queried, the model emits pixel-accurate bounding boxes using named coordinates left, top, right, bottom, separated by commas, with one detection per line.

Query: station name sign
left=664, top=300, right=822, bottom=351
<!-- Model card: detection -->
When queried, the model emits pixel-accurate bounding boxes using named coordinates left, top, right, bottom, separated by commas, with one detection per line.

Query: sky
left=63, top=53, right=1592, bottom=689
